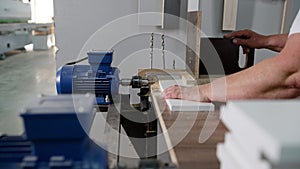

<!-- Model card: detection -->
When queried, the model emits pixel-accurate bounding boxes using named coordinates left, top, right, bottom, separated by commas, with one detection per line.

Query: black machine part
left=120, top=76, right=156, bottom=112
left=131, top=76, right=150, bottom=112
left=138, top=86, right=150, bottom=112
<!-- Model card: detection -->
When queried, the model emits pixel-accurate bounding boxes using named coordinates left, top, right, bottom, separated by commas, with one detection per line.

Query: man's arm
left=163, top=33, right=300, bottom=102
left=224, top=30, right=288, bottom=54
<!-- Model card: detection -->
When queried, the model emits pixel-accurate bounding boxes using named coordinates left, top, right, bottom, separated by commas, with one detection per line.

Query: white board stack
left=159, top=80, right=214, bottom=112
left=165, top=99, right=214, bottom=112
left=217, top=100, right=300, bottom=169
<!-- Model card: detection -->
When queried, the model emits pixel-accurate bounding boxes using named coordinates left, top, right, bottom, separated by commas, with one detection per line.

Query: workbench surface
left=151, top=87, right=227, bottom=169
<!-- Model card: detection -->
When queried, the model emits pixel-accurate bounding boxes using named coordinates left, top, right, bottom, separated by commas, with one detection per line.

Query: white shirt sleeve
left=289, top=10, right=300, bottom=36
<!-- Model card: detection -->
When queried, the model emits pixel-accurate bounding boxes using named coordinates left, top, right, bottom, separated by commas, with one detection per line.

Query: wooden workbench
left=151, top=86, right=227, bottom=169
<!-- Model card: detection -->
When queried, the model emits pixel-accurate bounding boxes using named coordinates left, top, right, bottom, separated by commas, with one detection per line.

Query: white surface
left=217, top=144, right=240, bottom=169
left=188, top=0, right=200, bottom=12
left=289, top=9, right=300, bottom=35
left=221, top=100, right=300, bottom=165
left=222, top=0, right=238, bottom=31
left=223, top=133, right=271, bottom=169
left=160, top=79, right=214, bottom=112
left=220, top=106, right=269, bottom=167
left=138, top=0, right=162, bottom=26
left=30, top=0, right=54, bottom=23
left=166, top=99, right=214, bottom=112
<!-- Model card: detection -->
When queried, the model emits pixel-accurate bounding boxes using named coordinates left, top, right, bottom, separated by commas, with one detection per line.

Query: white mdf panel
left=222, top=0, right=238, bottom=31
left=217, top=144, right=240, bottom=169
left=159, top=80, right=214, bottom=112
left=188, top=0, right=200, bottom=12
left=166, top=99, right=214, bottom=112
left=221, top=100, right=300, bottom=165
left=223, top=133, right=271, bottom=169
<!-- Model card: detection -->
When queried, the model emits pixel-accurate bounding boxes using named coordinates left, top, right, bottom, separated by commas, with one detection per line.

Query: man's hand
left=224, top=29, right=268, bottom=54
left=162, top=85, right=210, bottom=102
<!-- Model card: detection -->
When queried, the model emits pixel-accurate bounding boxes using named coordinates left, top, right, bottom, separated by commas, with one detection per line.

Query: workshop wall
left=200, top=0, right=299, bottom=63
left=54, top=0, right=189, bottom=93
left=54, top=0, right=299, bottom=93
left=54, top=1, right=187, bottom=66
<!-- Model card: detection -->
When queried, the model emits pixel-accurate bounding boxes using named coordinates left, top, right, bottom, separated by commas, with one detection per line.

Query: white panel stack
left=218, top=100, right=300, bottom=169
left=159, top=80, right=214, bottom=112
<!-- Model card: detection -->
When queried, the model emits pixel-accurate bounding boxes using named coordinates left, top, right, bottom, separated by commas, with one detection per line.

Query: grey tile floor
left=0, top=48, right=57, bottom=134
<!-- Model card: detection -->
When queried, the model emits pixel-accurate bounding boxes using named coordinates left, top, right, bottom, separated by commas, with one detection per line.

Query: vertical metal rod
left=161, top=34, right=166, bottom=69
left=173, top=59, right=176, bottom=69
left=150, top=33, right=154, bottom=69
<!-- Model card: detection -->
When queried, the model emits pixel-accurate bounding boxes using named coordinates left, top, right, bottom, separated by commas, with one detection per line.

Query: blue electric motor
left=56, top=50, right=119, bottom=105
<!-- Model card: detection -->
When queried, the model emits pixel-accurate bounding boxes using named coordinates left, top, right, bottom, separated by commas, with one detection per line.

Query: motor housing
left=56, top=50, right=119, bottom=105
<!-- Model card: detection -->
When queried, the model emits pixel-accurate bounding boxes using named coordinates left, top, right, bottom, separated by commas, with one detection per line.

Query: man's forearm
left=162, top=34, right=300, bottom=102
left=200, top=34, right=300, bottom=102
left=224, top=30, right=288, bottom=53
left=200, top=56, right=298, bottom=102
left=265, top=34, right=288, bottom=52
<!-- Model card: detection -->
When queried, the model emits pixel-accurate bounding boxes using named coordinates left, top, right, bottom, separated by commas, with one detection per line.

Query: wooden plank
left=151, top=89, right=179, bottom=167
left=138, top=69, right=196, bottom=85
left=186, top=11, right=201, bottom=79
left=151, top=85, right=227, bottom=169
left=222, top=0, right=238, bottom=31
